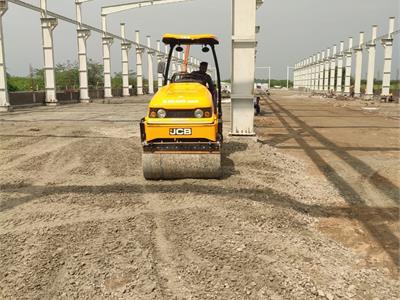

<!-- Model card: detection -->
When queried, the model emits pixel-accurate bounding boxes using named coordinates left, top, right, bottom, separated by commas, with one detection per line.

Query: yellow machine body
left=144, top=82, right=218, bottom=143
left=140, top=33, right=222, bottom=180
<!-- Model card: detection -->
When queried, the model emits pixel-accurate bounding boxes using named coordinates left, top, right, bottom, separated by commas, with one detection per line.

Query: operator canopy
left=162, top=34, right=219, bottom=45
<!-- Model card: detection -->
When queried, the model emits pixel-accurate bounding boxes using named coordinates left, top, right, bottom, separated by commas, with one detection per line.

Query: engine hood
left=149, top=83, right=213, bottom=109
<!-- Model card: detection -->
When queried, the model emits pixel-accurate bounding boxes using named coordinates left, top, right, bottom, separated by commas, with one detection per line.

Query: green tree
left=88, top=59, right=104, bottom=88
left=6, top=73, right=18, bottom=92
left=55, top=61, right=79, bottom=90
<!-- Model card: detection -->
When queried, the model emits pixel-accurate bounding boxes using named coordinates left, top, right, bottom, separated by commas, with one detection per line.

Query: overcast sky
left=4, top=0, right=400, bottom=79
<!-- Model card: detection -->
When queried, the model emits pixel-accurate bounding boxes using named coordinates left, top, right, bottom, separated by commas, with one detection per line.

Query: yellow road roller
left=140, top=34, right=223, bottom=180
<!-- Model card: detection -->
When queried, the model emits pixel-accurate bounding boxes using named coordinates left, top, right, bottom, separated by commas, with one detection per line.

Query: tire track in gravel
left=143, top=184, right=192, bottom=299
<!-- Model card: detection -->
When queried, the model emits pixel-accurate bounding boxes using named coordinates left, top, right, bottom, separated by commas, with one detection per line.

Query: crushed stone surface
left=0, top=101, right=398, bottom=299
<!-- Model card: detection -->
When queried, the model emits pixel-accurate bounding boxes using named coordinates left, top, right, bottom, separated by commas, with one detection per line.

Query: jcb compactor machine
left=140, top=34, right=223, bottom=180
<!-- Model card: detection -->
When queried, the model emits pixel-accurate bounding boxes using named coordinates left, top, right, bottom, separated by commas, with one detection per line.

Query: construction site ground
left=0, top=90, right=399, bottom=299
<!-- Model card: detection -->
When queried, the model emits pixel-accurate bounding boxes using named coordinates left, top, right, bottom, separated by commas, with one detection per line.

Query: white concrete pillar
left=171, top=57, right=177, bottom=74
left=305, top=58, right=310, bottom=90
left=120, top=23, right=131, bottom=97
left=41, top=17, right=58, bottom=104
left=312, top=54, right=318, bottom=91
left=147, top=36, right=154, bottom=94
left=315, top=53, right=320, bottom=91
left=135, top=30, right=144, bottom=95
left=156, top=40, right=163, bottom=90
left=177, top=52, right=182, bottom=72
left=298, top=61, right=302, bottom=88
left=77, top=29, right=91, bottom=101
left=329, top=45, right=337, bottom=92
left=293, top=63, right=297, bottom=89
left=230, top=0, right=258, bottom=135
left=336, top=41, right=344, bottom=93
left=75, top=1, right=91, bottom=102
left=354, top=32, right=364, bottom=97
left=319, top=51, right=325, bottom=92
left=381, top=17, right=395, bottom=97
left=101, top=15, right=113, bottom=98
left=0, top=0, right=10, bottom=112
left=365, top=25, right=378, bottom=99
left=102, top=36, right=113, bottom=98
left=308, top=57, right=313, bottom=91
left=323, top=48, right=330, bottom=91
left=344, top=37, right=353, bottom=95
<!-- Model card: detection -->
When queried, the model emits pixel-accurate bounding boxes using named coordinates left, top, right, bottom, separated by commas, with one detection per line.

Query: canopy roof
left=162, top=34, right=219, bottom=45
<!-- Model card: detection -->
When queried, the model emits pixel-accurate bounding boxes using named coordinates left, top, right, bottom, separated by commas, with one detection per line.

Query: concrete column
left=305, top=58, right=310, bottom=90
left=298, top=61, right=302, bottom=88
left=230, top=0, right=258, bottom=135
left=171, top=57, right=177, bottom=74
left=312, top=54, right=318, bottom=91
left=329, top=45, right=337, bottom=92
left=304, top=60, right=307, bottom=89
left=147, top=36, right=154, bottom=94
left=75, top=1, right=90, bottom=102
left=135, top=30, right=144, bottom=95
left=365, top=25, right=378, bottom=99
left=156, top=40, right=163, bottom=90
left=319, top=51, right=325, bottom=92
left=102, top=37, right=113, bottom=98
left=101, top=15, right=113, bottom=98
left=381, top=17, right=395, bottom=97
left=293, top=63, right=297, bottom=89
left=315, top=53, right=320, bottom=91
left=344, top=37, right=353, bottom=95
left=323, top=48, right=330, bottom=91
left=308, top=57, right=313, bottom=91
left=336, top=41, right=344, bottom=93
left=75, top=1, right=91, bottom=102
left=354, top=32, right=364, bottom=97
left=120, top=23, right=131, bottom=97
left=0, top=0, right=10, bottom=112
left=41, top=18, right=58, bottom=105
left=77, top=29, right=91, bottom=102
left=176, top=52, right=182, bottom=72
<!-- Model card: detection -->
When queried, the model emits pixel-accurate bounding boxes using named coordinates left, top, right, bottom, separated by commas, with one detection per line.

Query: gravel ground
left=0, top=99, right=399, bottom=299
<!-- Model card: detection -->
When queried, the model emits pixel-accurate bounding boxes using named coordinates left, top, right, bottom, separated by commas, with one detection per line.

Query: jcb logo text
left=169, top=128, right=192, bottom=136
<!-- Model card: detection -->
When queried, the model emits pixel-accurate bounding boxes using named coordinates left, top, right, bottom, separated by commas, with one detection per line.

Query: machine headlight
left=149, top=110, right=157, bottom=118
left=194, top=109, right=204, bottom=118
left=157, top=109, right=167, bottom=118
